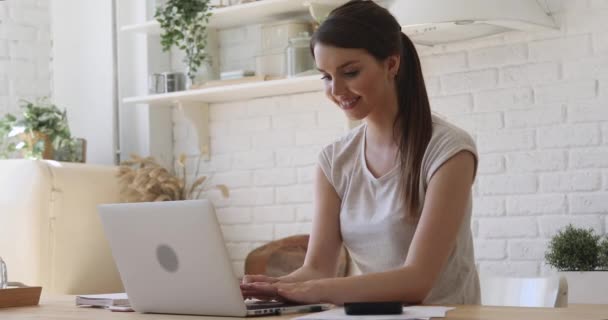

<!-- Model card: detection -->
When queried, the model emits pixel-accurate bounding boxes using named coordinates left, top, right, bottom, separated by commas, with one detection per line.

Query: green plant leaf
left=1, top=98, right=77, bottom=160
left=155, top=0, right=213, bottom=84
left=599, top=237, right=608, bottom=270
left=545, top=224, right=600, bottom=271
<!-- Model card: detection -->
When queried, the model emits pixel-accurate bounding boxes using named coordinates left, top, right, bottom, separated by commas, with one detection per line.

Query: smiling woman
left=315, top=46, right=390, bottom=120
left=241, top=0, right=479, bottom=306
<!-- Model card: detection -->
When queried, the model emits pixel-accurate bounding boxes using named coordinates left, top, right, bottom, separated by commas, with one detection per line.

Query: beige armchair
left=0, top=159, right=123, bottom=294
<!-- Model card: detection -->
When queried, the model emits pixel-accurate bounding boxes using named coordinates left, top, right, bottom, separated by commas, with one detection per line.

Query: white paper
left=77, top=293, right=128, bottom=300
left=294, top=306, right=454, bottom=320
left=75, top=293, right=130, bottom=308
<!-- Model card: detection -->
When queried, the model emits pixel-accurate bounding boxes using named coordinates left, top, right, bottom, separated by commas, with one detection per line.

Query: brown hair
left=310, top=0, right=433, bottom=221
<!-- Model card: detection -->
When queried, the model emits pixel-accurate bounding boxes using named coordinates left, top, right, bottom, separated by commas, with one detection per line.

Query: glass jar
left=286, top=32, right=315, bottom=78
left=0, top=256, right=7, bottom=289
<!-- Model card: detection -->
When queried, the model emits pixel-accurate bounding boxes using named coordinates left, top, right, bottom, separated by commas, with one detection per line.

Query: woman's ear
left=386, top=54, right=400, bottom=78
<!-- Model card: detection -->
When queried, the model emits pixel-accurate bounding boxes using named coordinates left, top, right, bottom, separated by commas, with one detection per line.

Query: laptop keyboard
left=245, top=300, right=296, bottom=310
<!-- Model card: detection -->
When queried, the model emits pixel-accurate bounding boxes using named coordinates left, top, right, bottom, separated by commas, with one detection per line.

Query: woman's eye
left=344, top=71, right=359, bottom=78
left=321, top=74, right=332, bottom=81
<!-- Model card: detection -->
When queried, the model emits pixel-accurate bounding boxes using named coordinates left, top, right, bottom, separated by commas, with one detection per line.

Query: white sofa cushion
left=0, top=159, right=124, bottom=294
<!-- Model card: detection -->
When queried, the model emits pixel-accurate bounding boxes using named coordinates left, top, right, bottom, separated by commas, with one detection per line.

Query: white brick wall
left=0, top=0, right=51, bottom=115
left=476, top=154, right=504, bottom=174
left=500, top=62, right=560, bottom=86
left=421, top=52, right=467, bottom=75
left=535, top=80, right=597, bottom=104
left=475, top=87, right=534, bottom=112
left=473, top=196, right=505, bottom=217
left=174, top=4, right=608, bottom=277
left=477, top=129, right=535, bottom=152
left=441, top=69, right=498, bottom=94
left=469, top=44, right=527, bottom=68
left=506, top=194, right=566, bottom=216
left=508, top=240, right=548, bottom=261
left=429, top=94, right=472, bottom=115
left=505, top=106, right=563, bottom=128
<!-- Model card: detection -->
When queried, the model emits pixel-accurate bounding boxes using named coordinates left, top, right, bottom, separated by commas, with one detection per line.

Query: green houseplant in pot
left=0, top=98, right=84, bottom=162
left=0, top=113, right=18, bottom=158
left=599, top=237, right=608, bottom=269
left=545, top=224, right=608, bottom=304
left=155, top=0, right=214, bottom=86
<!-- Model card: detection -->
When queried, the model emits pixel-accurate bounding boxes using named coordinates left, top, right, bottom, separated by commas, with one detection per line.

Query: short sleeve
left=422, top=125, right=478, bottom=188
left=317, top=145, right=334, bottom=187
left=315, top=124, right=366, bottom=200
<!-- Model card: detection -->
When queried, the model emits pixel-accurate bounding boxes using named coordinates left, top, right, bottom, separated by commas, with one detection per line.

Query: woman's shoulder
left=320, top=122, right=366, bottom=156
left=430, top=114, right=476, bottom=148
left=422, top=114, right=478, bottom=184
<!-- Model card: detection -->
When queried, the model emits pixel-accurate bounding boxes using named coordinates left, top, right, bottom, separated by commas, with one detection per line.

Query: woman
left=241, top=0, right=479, bottom=305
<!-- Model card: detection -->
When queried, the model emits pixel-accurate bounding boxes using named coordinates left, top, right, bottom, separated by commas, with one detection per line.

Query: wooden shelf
left=123, top=75, right=324, bottom=107
left=120, top=20, right=159, bottom=34
left=121, top=0, right=347, bottom=34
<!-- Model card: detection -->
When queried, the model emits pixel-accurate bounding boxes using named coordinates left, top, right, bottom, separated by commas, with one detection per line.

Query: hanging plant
left=155, top=0, right=213, bottom=83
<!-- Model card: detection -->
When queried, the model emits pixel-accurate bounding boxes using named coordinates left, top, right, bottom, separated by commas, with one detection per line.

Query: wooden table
left=2, top=295, right=608, bottom=320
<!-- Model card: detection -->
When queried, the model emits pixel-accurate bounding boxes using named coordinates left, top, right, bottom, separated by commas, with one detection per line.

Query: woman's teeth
left=340, top=97, right=360, bottom=110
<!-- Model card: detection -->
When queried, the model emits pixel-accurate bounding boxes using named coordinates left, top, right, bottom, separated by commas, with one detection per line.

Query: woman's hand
left=242, top=274, right=280, bottom=285
left=274, top=280, right=326, bottom=305
left=241, top=277, right=327, bottom=304
left=240, top=275, right=280, bottom=301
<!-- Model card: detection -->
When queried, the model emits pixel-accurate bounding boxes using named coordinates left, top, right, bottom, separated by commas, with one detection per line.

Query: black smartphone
left=344, top=301, right=404, bottom=315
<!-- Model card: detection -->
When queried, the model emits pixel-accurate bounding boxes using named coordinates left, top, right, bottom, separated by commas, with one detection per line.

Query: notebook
left=76, top=293, right=129, bottom=308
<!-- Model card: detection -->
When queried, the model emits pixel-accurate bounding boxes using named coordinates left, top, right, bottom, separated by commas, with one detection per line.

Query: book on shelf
left=75, top=293, right=129, bottom=308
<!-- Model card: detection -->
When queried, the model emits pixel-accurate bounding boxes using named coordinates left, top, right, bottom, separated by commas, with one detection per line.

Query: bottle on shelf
left=0, top=256, right=7, bottom=289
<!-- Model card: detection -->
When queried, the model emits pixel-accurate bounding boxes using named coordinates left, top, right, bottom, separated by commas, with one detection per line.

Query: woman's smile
left=338, top=96, right=361, bottom=110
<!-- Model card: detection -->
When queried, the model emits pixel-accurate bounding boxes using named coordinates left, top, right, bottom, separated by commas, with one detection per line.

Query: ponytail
left=394, top=32, right=433, bottom=223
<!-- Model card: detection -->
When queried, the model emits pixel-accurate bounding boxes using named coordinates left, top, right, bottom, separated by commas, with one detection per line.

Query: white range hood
left=386, top=0, right=558, bottom=46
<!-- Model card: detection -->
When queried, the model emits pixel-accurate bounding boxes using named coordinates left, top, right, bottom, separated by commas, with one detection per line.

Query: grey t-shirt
left=318, top=115, right=480, bottom=305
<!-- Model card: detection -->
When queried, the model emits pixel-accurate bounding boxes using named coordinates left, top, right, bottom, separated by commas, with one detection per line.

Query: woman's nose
left=331, top=79, right=346, bottom=96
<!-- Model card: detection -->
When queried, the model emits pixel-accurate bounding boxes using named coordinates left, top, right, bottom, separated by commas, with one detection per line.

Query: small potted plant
left=545, top=224, right=608, bottom=304
left=155, top=0, right=214, bottom=85
left=599, top=237, right=608, bottom=269
left=0, top=113, right=18, bottom=159
left=0, top=98, right=85, bottom=162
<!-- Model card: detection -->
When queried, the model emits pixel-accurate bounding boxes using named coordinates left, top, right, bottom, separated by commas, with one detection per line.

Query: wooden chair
left=480, top=275, right=568, bottom=307
left=244, top=234, right=349, bottom=277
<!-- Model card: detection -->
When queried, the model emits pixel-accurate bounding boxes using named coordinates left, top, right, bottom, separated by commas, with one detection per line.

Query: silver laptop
left=98, top=200, right=330, bottom=317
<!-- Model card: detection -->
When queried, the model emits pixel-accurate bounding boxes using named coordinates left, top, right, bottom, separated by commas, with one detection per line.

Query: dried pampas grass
left=117, top=154, right=229, bottom=202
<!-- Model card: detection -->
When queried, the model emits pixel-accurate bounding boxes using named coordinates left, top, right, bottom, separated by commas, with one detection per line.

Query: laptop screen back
left=98, top=200, right=248, bottom=317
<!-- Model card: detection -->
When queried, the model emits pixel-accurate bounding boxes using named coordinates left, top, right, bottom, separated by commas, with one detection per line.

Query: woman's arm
left=241, top=165, right=343, bottom=298
left=274, top=151, right=476, bottom=305
left=281, top=165, right=343, bottom=282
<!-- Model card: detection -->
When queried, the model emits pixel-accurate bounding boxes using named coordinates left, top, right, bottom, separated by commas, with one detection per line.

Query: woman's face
left=313, top=43, right=398, bottom=120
